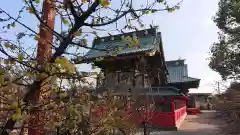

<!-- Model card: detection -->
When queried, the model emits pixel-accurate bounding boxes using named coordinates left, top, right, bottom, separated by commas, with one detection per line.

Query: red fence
left=93, top=98, right=187, bottom=127
left=151, top=112, right=175, bottom=126
left=130, top=111, right=175, bottom=126
left=130, top=106, right=186, bottom=127
left=174, top=106, right=186, bottom=122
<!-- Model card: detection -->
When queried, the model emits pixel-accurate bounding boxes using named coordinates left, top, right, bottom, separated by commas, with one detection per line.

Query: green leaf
left=59, top=92, right=68, bottom=99
left=111, top=53, right=117, bottom=57
left=157, top=0, right=164, bottom=3
left=34, top=35, right=39, bottom=41
left=167, top=7, right=175, bottom=12
left=62, top=18, right=69, bottom=25
left=52, top=89, right=59, bottom=93
left=35, top=0, right=40, bottom=4
left=4, top=42, right=9, bottom=48
left=127, top=44, right=133, bottom=48
left=0, top=68, right=5, bottom=75
left=17, top=55, right=24, bottom=61
left=0, top=75, right=4, bottom=84
left=115, top=47, right=120, bottom=51
left=142, top=10, right=152, bottom=14
left=95, top=57, right=104, bottom=62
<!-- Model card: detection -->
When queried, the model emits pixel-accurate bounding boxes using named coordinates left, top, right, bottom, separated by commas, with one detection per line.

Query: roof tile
left=84, top=29, right=159, bottom=59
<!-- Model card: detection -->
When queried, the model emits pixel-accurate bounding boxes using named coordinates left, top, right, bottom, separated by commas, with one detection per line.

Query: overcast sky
left=0, top=0, right=222, bottom=94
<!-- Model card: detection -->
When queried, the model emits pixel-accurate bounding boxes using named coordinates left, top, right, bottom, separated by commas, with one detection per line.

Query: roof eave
left=79, top=48, right=158, bottom=64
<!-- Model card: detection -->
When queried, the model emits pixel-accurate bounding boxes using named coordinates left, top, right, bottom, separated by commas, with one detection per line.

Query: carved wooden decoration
left=144, top=74, right=149, bottom=87
left=105, top=72, right=118, bottom=87
left=119, top=72, right=131, bottom=85
left=135, top=74, right=143, bottom=88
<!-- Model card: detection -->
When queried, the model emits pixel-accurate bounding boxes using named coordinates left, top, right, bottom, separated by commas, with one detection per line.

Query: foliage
left=0, top=0, right=182, bottom=134
left=212, top=82, right=240, bottom=135
left=209, top=0, right=240, bottom=80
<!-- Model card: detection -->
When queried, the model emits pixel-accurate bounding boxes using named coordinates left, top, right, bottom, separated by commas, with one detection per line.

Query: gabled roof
left=166, top=60, right=200, bottom=85
left=84, top=28, right=160, bottom=60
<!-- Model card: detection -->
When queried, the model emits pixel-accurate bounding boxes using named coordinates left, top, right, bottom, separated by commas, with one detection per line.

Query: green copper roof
left=84, top=28, right=160, bottom=59
left=166, top=60, right=200, bottom=84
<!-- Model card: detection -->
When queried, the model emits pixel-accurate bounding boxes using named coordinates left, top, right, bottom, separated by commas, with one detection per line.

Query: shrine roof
left=84, top=28, right=161, bottom=60
left=166, top=60, right=200, bottom=85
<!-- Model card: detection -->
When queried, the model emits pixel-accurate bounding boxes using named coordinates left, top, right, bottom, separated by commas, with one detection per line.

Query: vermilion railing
left=92, top=101, right=187, bottom=127
left=151, top=112, right=175, bottom=126
left=174, top=106, right=187, bottom=122
left=130, top=107, right=187, bottom=127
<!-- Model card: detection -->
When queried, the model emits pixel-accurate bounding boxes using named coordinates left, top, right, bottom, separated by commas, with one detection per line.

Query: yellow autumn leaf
left=34, top=35, right=39, bottom=41
left=55, top=57, right=75, bottom=73
left=0, top=68, right=4, bottom=74
left=111, top=53, right=117, bottom=57
left=67, top=105, right=74, bottom=113
left=73, top=30, right=82, bottom=36
left=11, top=102, right=18, bottom=109
left=132, top=36, right=139, bottom=47
left=100, top=0, right=110, bottom=7
left=95, top=57, right=104, bottom=62
left=27, top=7, right=34, bottom=13
left=59, top=92, right=68, bottom=99
left=115, top=47, right=120, bottom=51
left=0, top=75, right=4, bottom=85
left=12, top=113, right=22, bottom=121
left=55, top=57, right=66, bottom=64
left=16, top=108, right=21, bottom=114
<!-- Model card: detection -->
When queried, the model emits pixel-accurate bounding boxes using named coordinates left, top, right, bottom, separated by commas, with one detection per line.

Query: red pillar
left=28, top=0, right=56, bottom=135
left=170, top=96, right=176, bottom=126
left=170, top=96, right=175, bottom=113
